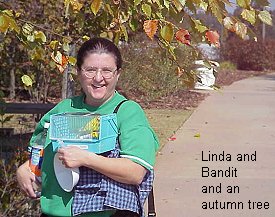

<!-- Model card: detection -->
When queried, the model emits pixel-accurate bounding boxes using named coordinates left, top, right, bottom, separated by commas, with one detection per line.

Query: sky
left=226, top=0, right=275, bottom=13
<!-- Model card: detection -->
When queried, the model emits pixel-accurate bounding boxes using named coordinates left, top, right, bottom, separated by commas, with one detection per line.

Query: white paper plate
left=53, top=153, right=80, bottom=192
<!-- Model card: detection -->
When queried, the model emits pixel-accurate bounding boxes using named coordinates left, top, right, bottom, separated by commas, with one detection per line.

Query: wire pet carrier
left=49, top=113, right=118, bottom=154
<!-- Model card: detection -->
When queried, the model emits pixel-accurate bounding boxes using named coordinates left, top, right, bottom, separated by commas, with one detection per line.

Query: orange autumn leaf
left=143, top=20, right=158, bottom=40
left=175, top=29, right=191, bottom=45
left=205, top=30, right=220, bottom=47
left=51, top=51, right=68, bottom=73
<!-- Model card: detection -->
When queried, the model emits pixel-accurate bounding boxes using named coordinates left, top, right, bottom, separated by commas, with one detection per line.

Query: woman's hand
left=16, top=161, right=37, bottom=199
left=57, top=146, right=92, bottom=168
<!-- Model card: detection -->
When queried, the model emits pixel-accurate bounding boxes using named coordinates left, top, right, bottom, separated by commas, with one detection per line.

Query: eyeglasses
left=81, top=67, right=118, bottom=79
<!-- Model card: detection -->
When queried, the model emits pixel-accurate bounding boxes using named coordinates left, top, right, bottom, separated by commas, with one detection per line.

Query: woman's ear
left=116, top=68, right=121, bottom=80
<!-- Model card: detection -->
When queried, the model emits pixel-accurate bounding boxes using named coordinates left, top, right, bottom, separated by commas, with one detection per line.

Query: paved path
left=154, top=73, right=275, bottom=217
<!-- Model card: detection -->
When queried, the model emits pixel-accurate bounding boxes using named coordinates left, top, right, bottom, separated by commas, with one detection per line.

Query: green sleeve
left=117, top=101, right=159, bottom=170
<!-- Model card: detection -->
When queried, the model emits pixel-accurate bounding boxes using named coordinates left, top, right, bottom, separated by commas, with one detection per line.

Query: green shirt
left=30, top=92, right=159, bottom=217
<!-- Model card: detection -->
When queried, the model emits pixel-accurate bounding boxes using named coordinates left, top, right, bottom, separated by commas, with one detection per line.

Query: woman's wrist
left=83, top=151, right=98, bottom=168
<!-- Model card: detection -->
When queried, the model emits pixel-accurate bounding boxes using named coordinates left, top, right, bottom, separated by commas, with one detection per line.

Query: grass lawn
left=0, top=109, right=193, bottom=152
left=145, top=109, right=193, bottom=150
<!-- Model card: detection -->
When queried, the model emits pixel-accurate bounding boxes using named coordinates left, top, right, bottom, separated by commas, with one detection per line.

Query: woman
left=16, top=37, right=159, bottom=217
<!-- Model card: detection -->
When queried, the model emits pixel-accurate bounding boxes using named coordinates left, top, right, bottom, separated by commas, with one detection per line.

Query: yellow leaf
left=194, top=133, right=200, bottom=138
left=35, top=31, right=47, bottom=43
left=234, top=21, right=247, bottom=39
left=143, top=20, right=158, bottom=40
left=223, top=17, right=235, bottom=32
left=68, top=56, right=76, bottom=66
left=0, top=14, right=10, bottom=33
left=70, top=0, right=83, bottom=11
left=91, top=0, right=102, bottom=15
left=82, top=35, right=90, bottom=41
left=49, top=40, right=60, bottom=50
left=241, top=9, right=256, bottom=25
left=51, top=51, right=68, bottom=73
left=258, top=10, right=273, bottom=26
left=21, top=75, right=33, bottom=87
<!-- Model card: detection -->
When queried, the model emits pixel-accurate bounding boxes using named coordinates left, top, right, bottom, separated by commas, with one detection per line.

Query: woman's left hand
left=57, top=146, right=94, bottom=168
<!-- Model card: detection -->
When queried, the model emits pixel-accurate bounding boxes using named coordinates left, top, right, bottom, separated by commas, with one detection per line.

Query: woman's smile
left=79, top=53, right=120, bottom=107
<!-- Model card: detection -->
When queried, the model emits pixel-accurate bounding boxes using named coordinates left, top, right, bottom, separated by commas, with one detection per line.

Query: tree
left=0, top=0, right=273, bottom=99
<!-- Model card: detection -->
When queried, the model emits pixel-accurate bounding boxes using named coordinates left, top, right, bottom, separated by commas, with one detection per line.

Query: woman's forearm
left=58, top=147, right=147, bottom=185
left=84, top=153, right=147, bottom=185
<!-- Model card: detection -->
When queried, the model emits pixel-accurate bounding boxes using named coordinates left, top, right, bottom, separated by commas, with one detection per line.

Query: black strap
left=113, top=99, right=129, bottom=113
left=113, top=98, right=157, bottom=217
left=148, top=187, right=156, bottom=217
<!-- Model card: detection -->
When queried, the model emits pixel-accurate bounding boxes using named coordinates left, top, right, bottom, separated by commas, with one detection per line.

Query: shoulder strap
left=113, top=99, right=128, bottom=114
left=148, top=187, right=156, bottom=216
left=113, top=98, right=157, bottom=217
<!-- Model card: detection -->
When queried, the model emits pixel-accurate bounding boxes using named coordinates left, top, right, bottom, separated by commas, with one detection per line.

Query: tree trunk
left=62, top=44, right=75, bottom=99
left=9, top=68, right=15, bottom=99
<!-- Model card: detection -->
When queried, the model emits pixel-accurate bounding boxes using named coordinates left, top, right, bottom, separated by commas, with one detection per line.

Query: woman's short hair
left=76, top=38, right=122, bottom=70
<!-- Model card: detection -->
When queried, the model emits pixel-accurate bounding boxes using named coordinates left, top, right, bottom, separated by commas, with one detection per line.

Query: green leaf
left=63, top=42, right=70, bottom=52
left=21, top=75, right=33, bottom=87
left=129, top=18, right=138, bottom=31
left=104, top=4, right=114, bottom=16
left=2, top=10, right=13, bottom=17
left=134, top=0, right=142, bottom=6
left=121, top=25, right=128, bottom=41
left=100, top=32, right=108, bottom=38
left=258, top=10, right=272, bottom=26
left=114, top=31, right=121, bottom=45
left=27, top=35, right=35, bottom=42
left=160, top=23, right=174, bottom=42
left=208, top=0, right=224, bottom=23
left=199, top=1, right=208, bottom=11
left=236, top=0, right=250, bottom=9
left=173, top=0, right=183, bottom=11
left=178, top=0, right=186, bottom=6
left=91, top=0, right=102, bottom=15
left=241, top=9, right=256, bottom=25
left=6, top=15, right=20, bottom=34
left=142, top=3, right=152, bottom=17
left=192, top=18, right=208, bottom=33
left=163, top=0, right=170, bottom=9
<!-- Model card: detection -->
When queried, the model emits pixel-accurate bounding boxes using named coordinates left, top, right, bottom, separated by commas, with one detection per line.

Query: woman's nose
left=94, top=70, right=104, bottom=81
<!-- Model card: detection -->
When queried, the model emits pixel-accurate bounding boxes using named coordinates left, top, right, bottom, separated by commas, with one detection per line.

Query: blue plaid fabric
left=72, top=144, right=154, bottom=217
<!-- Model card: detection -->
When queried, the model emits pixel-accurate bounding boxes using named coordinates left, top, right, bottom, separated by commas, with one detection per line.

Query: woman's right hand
left=16, top=160, right=37, bottom=199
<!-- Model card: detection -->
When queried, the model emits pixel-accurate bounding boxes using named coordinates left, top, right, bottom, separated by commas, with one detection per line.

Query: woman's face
left=79, top=53, right=120, bottom=107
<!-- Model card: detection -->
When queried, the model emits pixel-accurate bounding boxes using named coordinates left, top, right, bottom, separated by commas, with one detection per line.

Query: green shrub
left=118, top=37, right=197, bottom=100
left=221, top=38, right=275, bottom=71
left=219, top=61, right=237, bottom=70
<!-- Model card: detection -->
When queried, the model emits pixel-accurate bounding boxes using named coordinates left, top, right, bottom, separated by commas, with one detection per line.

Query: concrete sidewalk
left=154, top=73, right=275, bottom=217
